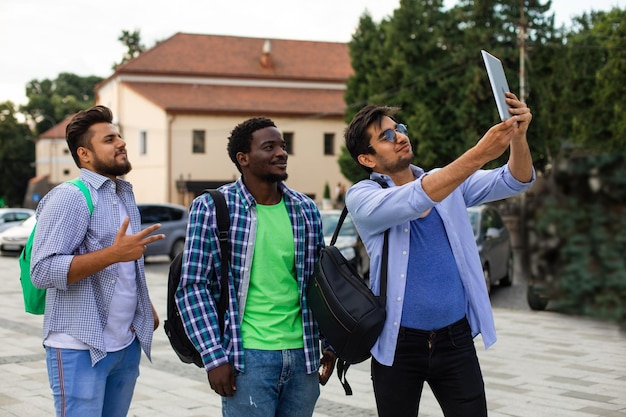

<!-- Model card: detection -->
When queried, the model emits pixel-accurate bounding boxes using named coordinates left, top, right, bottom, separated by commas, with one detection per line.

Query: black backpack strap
left=330, top=178, right=390, bottom=395
left=207, top=190, right=230, bottom=336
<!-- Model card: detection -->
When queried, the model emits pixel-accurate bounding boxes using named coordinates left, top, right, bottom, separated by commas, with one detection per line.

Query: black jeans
left=371, top=317, right=487, bottom=417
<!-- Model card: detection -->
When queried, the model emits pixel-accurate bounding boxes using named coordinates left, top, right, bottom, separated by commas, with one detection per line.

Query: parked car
left=320, top=209, right=369, bottom=280
left=0, top=214, right=36, bottom=256
left=137, top=203, right=189, bottom=260
left=467, top=204, right=514, bottom=294
left=0, top=208, right=35, bottom=233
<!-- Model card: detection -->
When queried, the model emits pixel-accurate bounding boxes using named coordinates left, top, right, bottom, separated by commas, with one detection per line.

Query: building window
left=139, top=131, right=147, bottom=155
left=193, top=130, right=206, bottom=154
left=283, top=132, right=294, bottom=155
left=324, top=133, right=335, bottom=155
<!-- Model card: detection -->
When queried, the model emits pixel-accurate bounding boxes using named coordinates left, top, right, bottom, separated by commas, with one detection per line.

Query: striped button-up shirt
left=31, top=168, right=154, bottom=365
left=176, top=178, right=325, bottom=374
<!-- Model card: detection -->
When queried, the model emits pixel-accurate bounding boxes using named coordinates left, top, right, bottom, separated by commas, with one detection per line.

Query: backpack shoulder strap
left=206, top=189, right=230, bottom=336
left=66, top=178, right=94, bottom=215
left=329, top=178, right=390, bottom=304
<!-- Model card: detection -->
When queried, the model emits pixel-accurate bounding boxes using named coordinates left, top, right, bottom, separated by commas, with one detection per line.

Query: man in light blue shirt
left=32, top=105, right=164, bottom=417
left=344, top=92, right=534, bottom=417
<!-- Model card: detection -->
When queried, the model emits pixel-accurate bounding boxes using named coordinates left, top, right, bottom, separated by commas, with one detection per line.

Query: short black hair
left=227, top=117, right=277, bottom=173
left=66, top=105, right=114, bottom=167
left=344, top=105, right=399, bottom=174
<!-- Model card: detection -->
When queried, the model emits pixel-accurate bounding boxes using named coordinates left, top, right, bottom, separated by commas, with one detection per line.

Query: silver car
left=0, top=208, right=35, bottom=233
left=138, top=203, right=189, bottom=260
left=0, top=214, right=36, bottom=255
left=467, top=204, right=514, bottom=294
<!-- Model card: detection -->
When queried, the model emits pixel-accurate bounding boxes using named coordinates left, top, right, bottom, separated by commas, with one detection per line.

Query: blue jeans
left=222, top=348, right=320, bottom=417
left=371, top=317, right=487, bottom=417
left=45, top=338, right=141, bottom=417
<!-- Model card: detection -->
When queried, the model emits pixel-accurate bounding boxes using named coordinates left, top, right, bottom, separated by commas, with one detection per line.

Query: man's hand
left=67, top=217, right=165, bottom=284
left=505, top=92, right=532, bottom=138
left=151, top=302, right=160, bottom=331
left=208, top=363, right=236, bottom=397
left=319, top=349, right=337, bottom=385
left=112, top=217, right=165, bottom=262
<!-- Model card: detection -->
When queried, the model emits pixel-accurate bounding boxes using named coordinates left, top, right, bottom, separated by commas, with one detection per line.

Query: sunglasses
left=369, top=124, right=408, bottom=148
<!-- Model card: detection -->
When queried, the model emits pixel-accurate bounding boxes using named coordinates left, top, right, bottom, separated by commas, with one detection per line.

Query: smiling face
left=237, top=126, right=288, bottom=183
left=357, top=116, right=414, bottom=176
left=78, top=122, right=131, bottom=180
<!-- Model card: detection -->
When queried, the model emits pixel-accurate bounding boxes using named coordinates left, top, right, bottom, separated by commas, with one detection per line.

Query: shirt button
left=402, top=251, right=407, bottom=255
left=393, top=321, right=398, bottom=326
left=404, top=228, right=409, bottom=233
left=397, top=297, right=402, bottom=301
left=400, top=274, right=405, bottom=278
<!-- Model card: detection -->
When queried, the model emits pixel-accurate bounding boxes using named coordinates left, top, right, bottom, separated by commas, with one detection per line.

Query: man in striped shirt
left=177, top=117, right=336, bottom=417
left=32, top=105, right=163, bottom=416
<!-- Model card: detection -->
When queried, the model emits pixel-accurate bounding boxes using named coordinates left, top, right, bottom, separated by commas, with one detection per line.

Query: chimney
left=260, top=39, right=273, bottom=68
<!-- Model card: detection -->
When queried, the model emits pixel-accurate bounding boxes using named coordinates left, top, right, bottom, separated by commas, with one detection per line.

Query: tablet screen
left=481, top=50, right=512, bottom=121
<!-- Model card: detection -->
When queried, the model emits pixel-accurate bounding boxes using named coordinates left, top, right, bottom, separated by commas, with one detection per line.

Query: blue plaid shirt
left=31, top=169, right=154, bottom=365
left=176, top=178, right=325, bottom=374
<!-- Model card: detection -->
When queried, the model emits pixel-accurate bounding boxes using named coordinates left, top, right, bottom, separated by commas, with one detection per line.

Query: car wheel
left=500, top=252, right=514, bottom=287
left=483, top=265, right=491, bottom=295
left=170, top=238, right=185, bottom=261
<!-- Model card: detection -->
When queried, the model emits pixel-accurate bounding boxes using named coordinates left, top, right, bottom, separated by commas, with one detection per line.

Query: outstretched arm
left=421, top=92, right=533, bottom=202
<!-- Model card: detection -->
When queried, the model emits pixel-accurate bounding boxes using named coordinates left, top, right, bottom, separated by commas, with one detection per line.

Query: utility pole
left=518, top=0, right=529, bottom=280
left=519, top=0, right=527, bottom=103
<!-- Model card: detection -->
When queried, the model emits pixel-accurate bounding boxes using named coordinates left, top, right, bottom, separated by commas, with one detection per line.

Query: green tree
left=0, top=102, right=35, bottom=206
left=113, top=29, right=145, bottom=69
left=340, top=0, right=560, bottom=182
left=564, top=8, right=626, bottom=151
left=20, top=73, right=103, bottom=135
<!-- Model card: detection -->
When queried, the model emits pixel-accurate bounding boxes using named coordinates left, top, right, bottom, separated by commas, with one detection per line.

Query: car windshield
left=321, top=213, right=356, bottom=237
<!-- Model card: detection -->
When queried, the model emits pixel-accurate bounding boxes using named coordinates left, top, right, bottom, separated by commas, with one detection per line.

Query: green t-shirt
left=241, top=198, right=304, bottom=349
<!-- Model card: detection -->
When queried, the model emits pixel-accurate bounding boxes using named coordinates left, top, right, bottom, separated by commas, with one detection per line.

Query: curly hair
left=344, top=105, right=399, bottom=174
left=227, top=117, right=277, bottom=173
left=66, top=105, right=114, bottom=167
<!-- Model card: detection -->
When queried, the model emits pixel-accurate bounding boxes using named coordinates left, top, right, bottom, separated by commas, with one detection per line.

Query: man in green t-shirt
left=177, top=117, right=336, bottom=417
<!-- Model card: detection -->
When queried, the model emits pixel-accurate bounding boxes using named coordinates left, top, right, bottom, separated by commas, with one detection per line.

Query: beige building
left=92, top=32, right=353, bottom=207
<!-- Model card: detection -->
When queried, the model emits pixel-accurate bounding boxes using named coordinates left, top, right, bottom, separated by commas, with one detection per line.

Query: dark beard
left=263, top=172, right=288, bottom=183
left=92, top=157, right=132, bottom=177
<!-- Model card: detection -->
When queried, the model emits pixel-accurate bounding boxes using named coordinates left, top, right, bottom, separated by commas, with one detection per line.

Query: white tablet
left=481, top=50, right=512, bottom=121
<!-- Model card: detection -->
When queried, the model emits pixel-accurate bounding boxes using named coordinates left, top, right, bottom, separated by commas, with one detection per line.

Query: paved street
left=1, top=254, right=625, bottom=417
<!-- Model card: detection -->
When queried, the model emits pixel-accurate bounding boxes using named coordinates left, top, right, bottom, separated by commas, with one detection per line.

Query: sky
left=1, top=0, right=624, bottom=107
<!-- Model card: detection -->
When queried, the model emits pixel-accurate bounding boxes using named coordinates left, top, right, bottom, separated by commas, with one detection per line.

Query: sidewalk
left=1, top=255, right=625, bottom=417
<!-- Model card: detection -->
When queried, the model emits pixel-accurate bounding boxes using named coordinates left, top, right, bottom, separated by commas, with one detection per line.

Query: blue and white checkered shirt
left=31, top=169, right=154, bottom=365
left=176, top=178, right=325, bottom=374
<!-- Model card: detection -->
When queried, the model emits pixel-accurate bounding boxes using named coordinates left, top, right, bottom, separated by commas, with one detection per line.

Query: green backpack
left=19, top=178, right=94, bottom=315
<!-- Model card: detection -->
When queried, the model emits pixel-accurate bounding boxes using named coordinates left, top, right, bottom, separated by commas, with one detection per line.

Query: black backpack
left=307, top=179, right=389, bottom=395
left=164, top=190, right=230, bottom=368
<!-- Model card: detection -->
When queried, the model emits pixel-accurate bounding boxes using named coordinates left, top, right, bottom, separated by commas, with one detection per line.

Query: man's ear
left=357, top=153, right=376, bottom=171
left=236, top=152, right=248, bottom=168
left=77, top=147, right=90, bottom=166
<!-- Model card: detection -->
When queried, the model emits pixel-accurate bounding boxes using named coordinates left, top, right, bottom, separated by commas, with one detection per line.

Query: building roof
left=116, top=33, right=352, bottom=81
left=38, top=115, right=73, bottom=140
left=99, top=33, right=352, bottom=116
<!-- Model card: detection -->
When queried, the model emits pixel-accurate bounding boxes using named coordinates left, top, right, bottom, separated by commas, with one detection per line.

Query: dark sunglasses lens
left=397, top=124, right=408, bottom=135
left=382, top=129, right=396, bottom=142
